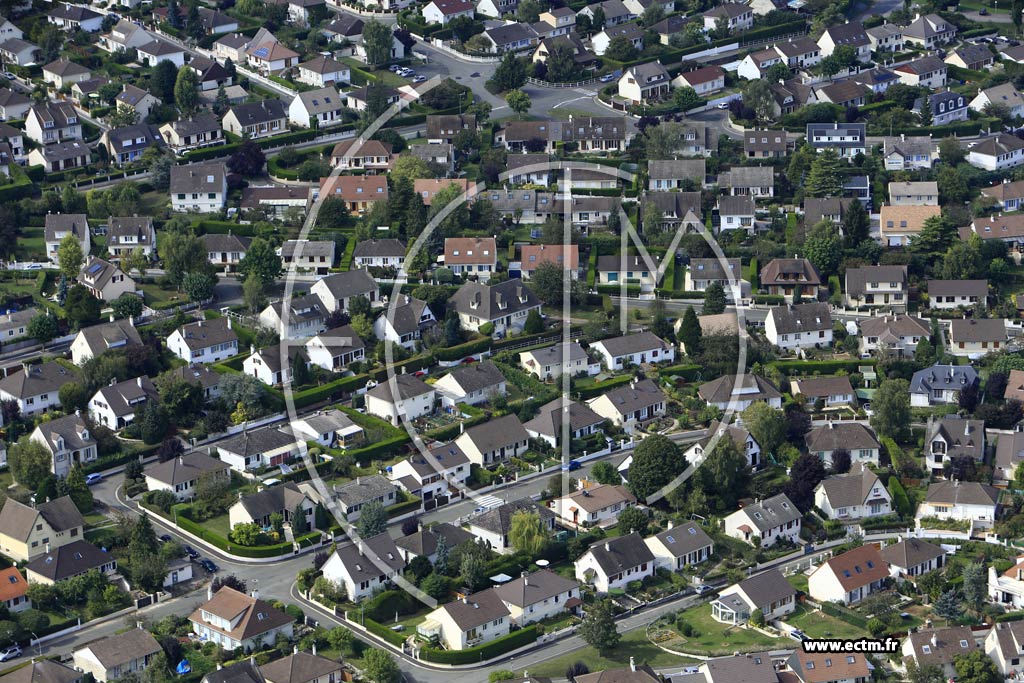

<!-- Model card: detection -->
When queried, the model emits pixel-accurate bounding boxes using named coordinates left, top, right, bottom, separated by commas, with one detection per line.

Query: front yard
left=528, top=628, right=699, bottom=678
left=668, top=603, right=790, bottom=656
left=785, top=604, right=868, bottom=640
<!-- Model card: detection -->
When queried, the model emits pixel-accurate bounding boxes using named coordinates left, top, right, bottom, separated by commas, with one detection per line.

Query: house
left=228, top=481, right=315, bottom=530
left=996, top=427, right=1024, bottom=485
left=866, top=22, right=903, bottom=51
left=88, top=376, right=158, bottom=431
left=29, top=412, right=96, bottom=479
left=815, top=464, right=891, bottom=520
left=790, top=376, right=855, bottom=408
left=310, top=270, right=377, bottom=313
left=414, top=178, right=474, bottom=206
left=577, top=0, right=636, bottom=27
left=902, top=13, right=956, bottom=48
left=422, top=0, right=475, bottom=25
left=222, top=101, right=287, bottom=140
left=1, top=662, right=80, bottom=683
left=882, top=136, right=937, bottom=172
left=684, top=257, right=743, bottom=293
left=930, top=90, right=969, bottom=126
left=880, top=537, right=944, bottom=579
left=909, top=364, right=979, bottom=407
left=878, top=204, right=942, bottom=247
left=168, top=318, right=237, bottom=364
left=0, top=566, right=28, bottom=613
left=844, top=265, right=908, bottom=309
left=971, top=82, right=1024, bottom=118
left=48, top=4, right=104, bottom=31
left=591, top=331, right=675, bottom=370
left=448, top=278, right=542, bottom=336
left=717, top=195, right=756, bottom=233
left=759, top=258, right=822, bottom=300
left=0, top=362, right=80, bottom=416
left=188, top=56, right=233, bottom=93
left=744, top=129, right=788, bottom=159
left=216, top=425, right=301, bottom=473
left=332, top=475, right=397, bottom=520
left=1006, top=369, right=1024, bottom=404
left=587, top=378, right=667, bottom=434
left=817, top=21, right=871, bottom=61
left=304, top=325, right=366, bottom=373
left=321, top=535, right=405, bottom=602
left=289, top=87, right=346, bottom=129
left=426, top=114, right=476, bottom=144
left=421, top=589, right=510, bottom=651
left=617, top=61, right=670, bottom=104
left=160, top=115, right=225, bottom=156
left=702, top=2, right=753, bottom=31
left=0, top=88, right=31, bottom=121
left=353, top=239, right=405, bottom=269
left=101, top=124, right=160, bottom=167
left=395, top=522, right=474, bottom=563
left=25, top=540, right=116, bottom=585
left=0, top=17, right=22, bottom=42
left=710, top=569, right=796, bottom=624
left=683, top=419, right=761, bottom=469
left=295, top=56, right=350, bottom=88
left=538, top=7, right=576, bottom=33
left=806, top=123, right=866, bottom=158
left=77, top=258, right=135, bottom=306
left=814, top=80, right=868, bottom=108
left=136, top=39, right=186, bottom=68
left=0, top=308, right=33, bottom=344
left=969, top=132, right=1024, bottom=171
left=73, top=628, right=162, bottom=683
left=0, top=496, right=84, bottom=563
left=986, top=621, right=1024, bottom=676
left=596, top=254, right=655, bottom=288
left=805, top=423, right=881, bottom=468
left=983, top=178, right=1024, bottom=211
left=859, top=314, right=930, bottom=358
left=258, top=296, right=327, bottom=340
left=719, top=166, right=773, bottom=198
left=465, top=499, right=554, bottom=551
left=918, top=480, right=999, bottom=529
left=519, top=342, right=595, bottom=381
left=43, top=59, right=90, bottom=90
left=261, top=652, right=342, bottom=683
left=889, top=180, right=939, bottom=205
left=168, top=363, right=220, bottom=402
left=373, top=295, right=435, bottom=350
left=893, top=56, right=947, bottom=88
left=765, top=302, right=832, bottom=350
left=648, top=159, right=704, bottom=191
left=246, top=40, right=300, bottom=74
left=213, top=33, right=251, bottom=62
left=553, top=483, right=635, bottom=528
left=946, top=44, right=993, bottom=71
left=574, top=533, right=654, bottom=593
left=365, top=374, right=436, bottom=425
left=961, top=213, right=1024, bottom=248
left=317, top=175, right=389, bottom=213
left=494, top=570, right=580, bottom=626
left=808, top=544, right=888, bottom=605
left=483, top=23, right=537, bottom=53
left=268, top=0, right=326, bottom=27
left=989, top=556, right=1024, bottom=611
left=948, top=318, right=1007, bottom=358
left=27, top=141, right=89, bottom=173
left=434, top=361, right=505, bottom=408
left=524, top=397, right=603, bottom=448
left=26, top=102, right=81, bottom=147
left=645, top=521, right=714, bottom=571
left=330, top=139, right=392, bottom=172
left=144, top=452, right=231, bottom=501
left=455, top=414, right=530, bottom=467
left=924, top=415, right=985, bottom=477
left=0, top=38, right=37, bottom=67
left=100, top=20, right=151, bottom=54
left=170, top=163, right=227, bottom=213
left=443, top=237, right=497, bottom=281
left=803, top=197, right=853, bottom=226
left=519, top=244, right=580, bottom=280
left=45, top=214, right=90, bottom=268
left=388, top=441, right=469, bottom=502
left=697, top=373, right=782, bottom=411
left=203, top=233, right=251, bottom=271
left=723, top=493, right=801, bottom=547
left=280, top=240, right=336, bottom=275
left=200, top=660, right=265, bottom=683
left=189, top=586, right=294, bottom=651
left=774, top=36, right=821, bottom=69
left=903, top=628, right=978, bottom=681
left=786, top=650, right=872, bottom=683
left=291, top=409, right=364, bottom=449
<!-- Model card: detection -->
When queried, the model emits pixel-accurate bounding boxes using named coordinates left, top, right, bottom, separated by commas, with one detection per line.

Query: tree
left=0, top=203, right=21, bottom=259
left=545, top=39, right=576, bottom=82
left=842, top=199, right=869, bottom=248
left=212, top=575, right=247, bottom=593
left=59, top=382, right=88, bottom=413
left=356, top=500, right=387, bottom=537
left=173, top=66, right=199, bottom=116
left=932, top=589, right=961, bottom=622
left=693, top=433, right=749, bottom=513
left=804, top=221, right=842, bottom=276
left=805, top=149, right=845, bottom=197
left=871, top=378, right=911, bottom=442
left=954, top=649, right=1002, bottom=683
left=830, top=448, right=851, bottom=474
left=741, top=402, right=787, bottom=456
left=228, top=139, right=266, bottom=177
left=158, top=232, right=211, bottom=288
left=27, top=313, right=58, bottom=344
left=460, top=551, right=485, bottom=591
left=152, top=60, right=179, bottom=103
left=362, top=19, right=392, bottom=66
left=108, top=105, right=140, bottom=128
left=505, top=89, right=531, bottom=117
left=678, top=306, right=702, bottom=356
left=909, top=214, right=956, bottom=255
left=962, top=562, right=987, bottom=614
left=524, top=309, right=544, bottom=334
left=65, top=465, right=93, bottom=514
left=111, top=294, right=143, bottom=321
left=936, top=165, right=969, bottom=206
left=123, top=247, right=150, bottom=277
left=939, top=136, right=966, bottom=165
left=8, top=437, right=51, bottom=489
left=238, top=238, right=282, bottom=286
left=182, top=272, right=216, bottom=302
left=604, top=35, right=638, bottom=61
left=158, top=437, right=184, bottom=463
left=673, top=86, right=703, bottom=112
left=785, top=453, right=826, bottom=512
left=491, top=52, right=527, bottom=92
left=185, top=1, right=203, bottom=39
left=364, top=650, right=399, bottom=683
left=617, top=506, right=648, bottom=534
left=64, top=285, right=101, bottom=329
left=138, top=401, right=170, bottom=445
left=590, top=461, right=620, bottom=485
left=58, top=234, right=84, bottom=281
left=292, top=502, right=309, bottom=534
left=508, top=511, right=549, bottom=555
left=167, top=0, right=183, bottom=28
left=742, top=79, right=774, bottom=121
left=628, top=434, right=685, bottom=500
left=578, top=599, right=619, bottom=656
left=703, top=282, right=726, bottom=314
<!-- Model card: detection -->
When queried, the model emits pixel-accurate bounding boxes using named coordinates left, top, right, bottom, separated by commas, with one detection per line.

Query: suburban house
left=948, top=318, right=1007, bottom=358
left=697, top=373, right=782, bottom=411
left=928, top=279, right=987, bottom=311
left=261, top=652, right=342, bottom=683
left=617, top=61, right=670, bottom=104
left=330, top=140, right=393, bottom=172
left=519, top=244, right=580, bottom=280
left=645, top=521, right=714, bottom=571
left=759, top=258, right=823, bottom=300
left=189, top=586, right=294, bottom=651
left=70, top=318, right=141, bottom=366
left=0, top=361, right=81, bottom=416
left=0, top=496, right=85, bottom=563
left=806, top=122, right=867, bottom=158
left=860, top=314, right=930, bottom=357
left=144, top=453, right=231, bottom=501
left=890, top=180, right=939, bottom=205
left=805, top=422, right=881, bottom=468
left=909, top=364, right=979, bottom=407
left=291, top=409, right=364, bottom=449
left=304, top=325, right=366, bottom=373
left=844, top=265, right=908, bottom=309
left=986, top=621, right=1024, bottom=676
left=160, top=115, right=225, bottom=156
left=433, top=361, right=506, bottom=408
left=710, top=569, right=796, bottom=624
left=373, top=295, right=435, bottom=351
left=968, top=133, right=1024, bottom=171
left=924, top=415, right=985, bottom=477
left=719, top=166, right=774, bottom=197
left=672, top=65, right=726, bottom=95
left=26, top=102, right=82, bottom=145
left=808, top=544, right=888, bottom=605
left=723, top=493, right=801, bottom=547
left=28, top=141, right=89, bottom=173
left=902, top=628, right=978, bottom=681
left=447, top=278, right=543, bottom=336
left=353, top=239, right=406, bottom=269
left=0, top=566, right=28, bottom=613
left=879, top=204, right=942, bottom=246
left=321, top=534, right=406, bottom=602
left=744, top=129, right=788, bottom=159
left=395, top=523, right=474, bottom=563
left=702, top=2, right=753, bottom=31
left=443, top=237, right=497, bottom=282
left=318, top=175, right=389, bottom=212
left=115, top=85, right=161, bottom=120
left=893, top=55, right=947, bottom=88
left=683, top=420, right=762, bottom=470
left=466, top=499, right=555, bottom=551
left=78, top=257, right=136, bottom=302
left=203, top=233, right=251, bottom=272
left=764, top=302, right=833, bottom=350
left=387, top=442, right=470, bottom=503
left=918, top=480, right=999, bottom=529
left=553, top=484, right=636, bottom=528
left=881, top=537, right=945, bottom=580
left=574, top=533, right=655, bottom=593
left=43, top=58, right=90, bottom=89
left=88, top=376, right=159, bottom=431
left=25, top=539, right=116, bottom=585
left=493, top=570, right=581, bottom=627
left=420, top=589, right=510, bottom=651
left=519, top=342, right=596, bottom=381
left=72, top=628, right=162, bottom=683
left=931, top=90, right=969, bottom=126
left=289, top=87, right=346, bottom=128
left=717, top=195, right=756, bottom=233
left=167, top=318, right=238, bottom=364
left=365, top=374, right=436, bottom=425
left=216, top=425, right=301, bottom=473
left=790, top=376, right=855, bottom=409
left=903, top=13, right=957, bottom=48
left=587, top=378, right=666, bottom=434
left=684, top=258, right=743, bottom=292
left=107, top=216, right=156, bottom=259
left=310, top=270, right=378, bottom=314
left=596, top=255, right=656, bottom=289
left=30, top=413, right=97, bottom=479
left=455, top=414, right=530, bottom=467
left=524, top=397, right=604, bottom=448
left=169, top=163, right=227, bottom=213
left=227, top=481, right=315, bottom=531
left=295, top=56, right=350, bottom=88
left=333, top=475, right=397, bottom=520
left=648, top=159, right=705, bottom=190
left=590, top=331, right=675, bottom=370
left=222, top=100, right=287, bottom=140
left=421, top=0, right=475, bottom=25
left=814, top=464, right=892, bottom=520
left=280, top=240, right=336, bottom=276
left=883, top=136, right=937, bottom=171
left=48, top=4, right=104, bottom=32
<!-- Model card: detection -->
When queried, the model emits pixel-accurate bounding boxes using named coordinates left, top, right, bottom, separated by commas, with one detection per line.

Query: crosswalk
left=574, top=88, right=597, bottom=96
left=472, top=494, right=504, bottom=511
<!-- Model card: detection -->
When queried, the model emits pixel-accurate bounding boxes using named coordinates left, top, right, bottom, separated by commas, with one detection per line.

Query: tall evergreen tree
left=678, top=306, right=702, bottom=356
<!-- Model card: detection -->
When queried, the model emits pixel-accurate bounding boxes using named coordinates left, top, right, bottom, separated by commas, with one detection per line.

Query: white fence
left=428, top=38, right=501, bottom=63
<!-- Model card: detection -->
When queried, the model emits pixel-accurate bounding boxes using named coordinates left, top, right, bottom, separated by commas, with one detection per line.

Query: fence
left=428, top=38, right=502, bottom=63
left=526, top=76, right=598, bottom=88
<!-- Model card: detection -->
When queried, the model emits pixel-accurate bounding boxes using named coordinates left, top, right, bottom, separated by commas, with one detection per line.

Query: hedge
left=82, top=446, right=156, bottom=475
left=364, top=589, right=421, bottom=621
left=339, top=238, right=357, bottom=271
left=387, top=494, right=421, bottom=518
left=425, top=412, right=489, bottom=441
left=343, top=433, right=411, bottom=462
left=820, top=600, right=868, bottom=629
left=996, top=612, right=1024, bottom=623
left=368, top=354, right=436, bottom=381
left=435, top=336, right=492, bottom=362
left=293, top=374, right=370, bottom=409
left=752, top=294, right=784, bottom=305
left=365, top=617, right=409, bottom=646
left=657, top=364, right=703, bottom=381
left=575, top=374, right=635, bottom=400
left=173, top=506, right=323, bottom=557
left=767, top=359, right=875, bottom=376
left=596, top=284, right=641, bottom=297
left=420, top=625, right=539, bottom=664
left=493, top=328, right=559, bottom=351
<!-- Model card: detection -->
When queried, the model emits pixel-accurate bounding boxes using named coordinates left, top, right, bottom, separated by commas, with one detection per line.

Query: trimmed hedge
left=425, top=412, right=488, bottom=441
left=344, top=433, right=411, bottom=462
left=420, top=625, right=539, bottom=664
left=293, top=374, right=370, bottom=409
left=753, top=294, right=784, bottom=305
left=820, top=600, right=868, bottom=629
left=387, top=495, right=421, bottom=517
left=435, top=336, right=492, bottom=362
left=657, top=364, right=703, bottom=381
left=365, top=617, right=408, bottom=645
left=575, top=374, right=635, bottom=400
left=768, top=359, right=875, bottom=376
left=173, top=506, right=323, bottom=557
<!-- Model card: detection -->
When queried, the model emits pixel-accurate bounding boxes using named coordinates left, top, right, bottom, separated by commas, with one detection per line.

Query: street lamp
left=29, top=632, right=40, bottom=658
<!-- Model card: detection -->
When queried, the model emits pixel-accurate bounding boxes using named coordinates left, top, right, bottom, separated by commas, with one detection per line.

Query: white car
left=716, top=101, right=730, bottom=109
left=413, top=75, right=427, bottom=83
left=1, top=72, right=14, bottom=80
left=0, top=646, right=21, bottom=662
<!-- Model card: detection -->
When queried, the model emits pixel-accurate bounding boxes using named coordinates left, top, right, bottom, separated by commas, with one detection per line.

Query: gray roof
left=926, top=416, right=985, bottom=460
left=996, top=430, right=1024, bottom=481
left=294, top=87, right=344, bottom=116
left=845, top=265, right=908, bottom=298
left=218, top=425, right=297, bottom=459
left=175, top=317, right=237, bottom=351
left=145, top=452, right=229, bottom=486
left=928, top=279, right=987, bottom=298
left=298, top=55, right=348, bottom=76
left=333, top=474, right=396, bottom=508
left=688, top=258, right=742, bottom=282
left=730, top=568, right=796, bottom=609
left=950, top=318, right=1006, bottom=343
left=80, top=629, right=161, bottom=669
left=702, top=653, right=777, bottom=683
left=397, top=440, right=470, bottom=478
left=486, top=22, right=537, bottom=46
left=308, top=325, right=365, bottom=357
left=650, top=521, right=713, bottom=558
left=49, top=4, right=101, bottom=20
left=202, top=233, right=251, bottom=253
left=593, top=331, right=671, bottom=358
left=909, top=364, right=979, bottom=394
left=717, top=194, right=755, bottom=216
left=860, top=314, right=930, bottom=341
left=281, top=240, right=335, bottom=259
left=807, top=122, right=866, bottom=147
left=0, top=361, right=80, bottom=399
left=165, top=114, right=221, bottom=138
left=322, top=14, right=364, bottom=36
left=260, top=653, right=341, bottom=683
left=719, top=165, right=773, bottom=189
left=316, top=270, right=377, bottom=301
left=925, top=480, right=998, bottom=507
left=448, top=278, right=541, bottom=321
left=768, top=302, right=832, bottom=334
left=438, top=588, right=510, bottom=630
left=44, top=58, right=89, bottom=77
left=236, top=482, right=309, bottom=522
left=731, top=493, right=801, bottom=532
left=493, top=569, right=579, bottom=607
left=1, top=661, right=79, bottom=683
left=74, top=319, right=142, bottom=358
left=698, top=373, right=780, bottom=405
left=649, top=159, right=704, bottom=182
left=583, top=532, right=654, bottom=575
left=525, top=398, right=604, bottom=439
left=396, top=522, right=474, bottom=557
left=366, top=374, right=433, bottom=403
left=803, top=197, right=853, bottom=225
left=0, top=496, right=83, bottom=542
left=170, top=163, right=226, bottom=194
left=805, top=422, right=880, bottom=453
left=879, top=537, right=944, bottom=569
left=593, top=378, right=666, bottom=415
left=439, top=361, right=505, bottom=395
left=792, top=376, right=855, bottom=400
left=381, top=295, right=432, bottom=337
left=460, top=413, right=529, bottom=453
left=36, top=141, right=88, bottom=163
left=26, top=540, right=112, bottom=582
left=227, top=100, right=287, bottom=126
left=815, top=465, right=884, bottom=509
left=34, top=413, right=95, bottom=456
left=970, top=133, right=1024, bottom=158
left=203, top=660, right=264, bottom=683
left=352, top=238, right=405, bottom=258
left=470, top=498, right=555, bottom=535
left=821, top=21, right=869, bottom=46
left=523, top=342, right=588, bottom=366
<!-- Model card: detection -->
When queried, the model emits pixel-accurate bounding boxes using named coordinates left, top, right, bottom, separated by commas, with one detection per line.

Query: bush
left=420, top=625, right=538, bottom=663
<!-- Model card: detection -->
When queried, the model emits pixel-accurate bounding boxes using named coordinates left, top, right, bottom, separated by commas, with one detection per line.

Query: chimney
left=208, top=584, right=214, bottom=600
left=667, top=520, right=673, bottom=530
left=630, top=657, right=636, bottom=672
left=460, top=422, right=465, bottom=434
left=461, top=596, right=468, bottom=604
left=137, top=621, right=143, bottom=630
left=250, top=344, right=256, bottom=355
left=523, top=572, right=529, bottom=586
left=312, top=643, right=317, bottom=656
left=931, top=633, right=938, bottom=649
left=179, top=456, right=184, bottom=466
left=604, top=542, right=611, bottom=552
left=250, top=587, right=259, bottom=600
left=198, top=319, right=203, bottom=327
left=75, top=409, right=81, bottom=417
left=137, top=377, right=143, bottom=388
left=227, top=318, right=232, bottom=330
left=216, top=664, right=222, bottom=671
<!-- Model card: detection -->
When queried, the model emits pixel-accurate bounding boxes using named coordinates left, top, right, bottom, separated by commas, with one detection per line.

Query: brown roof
left=492, top=569, right=579, bottom=607
left=438, top=588, right=510, bottom=630
left=904, top=627, right=978, bottom=667
left=1005, top=369, right=1024, bottom=402
left=444, top=237, right=496, bottom=265
left=816, top=544, right=888, bottom=591
left=0, top=661, right=80, bottom=683
left=0, top=496, right=84, bottom=542
left=759, top=258, right=821, bottom=287
left=879, top=538, right=944, bottom=570
left=950, top=317, right=1006, bottom=343
left=789, top=650, right=872, bottom=683
left=260, top=652, right=341, bottom=683
left=80, top=629, right=162, bottom=669
left=575, top=666, right=661, bottom=683
left=189, top=586, right=293, bottom=641
left=676, top=65, right=724, bottom=86
left=0, top=567, right=26, bottom=602
left=560, top=484, right=635, bottom=513
left=413, top=178, right=475, bottom=205
left=520, top=243, right=580, bottom=271
left=879, top=204, right=941, bottom=236
left=791, top=376, right=854, bottom=399
left=318, top=175, right=388, bottom=203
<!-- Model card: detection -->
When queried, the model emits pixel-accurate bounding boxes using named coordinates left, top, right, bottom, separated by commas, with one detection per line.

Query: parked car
left=184, top=546, right=200, bottom=560
left=413, top=75, right=427, bottom=83
left=0, top=646, right=21, bottom=662
left=979, top=7, right=988, bottom=14
left=716, top=101, right=730, bottom=109
left=160, top=534, right=173, bottom=543
left=789, top=629, right=809, bottom=641
left=85, top=473, right=103, bottom=485
left=199, top=559, right=218, bottom=573
left=694, top=584, right=714, bottom=595
left=1, top=72, right=14, bottom=80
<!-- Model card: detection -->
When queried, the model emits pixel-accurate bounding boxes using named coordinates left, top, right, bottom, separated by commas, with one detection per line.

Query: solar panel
left=254, top=47, right=269, bottom=58
left=88, top=263, right=102, bottom=273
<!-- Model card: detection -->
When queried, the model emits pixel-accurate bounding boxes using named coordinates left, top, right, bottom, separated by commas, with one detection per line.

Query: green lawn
left=786, top=605, right=867, bottom=640
left=528, top=627, right=699, bottom=678
left=787, top=574, right=809, bottom=594
left=139, top=283, right=186, bottom=307
left=672, top=603, right=789, bottom=656
left=16, top=227, right=46, bottom=261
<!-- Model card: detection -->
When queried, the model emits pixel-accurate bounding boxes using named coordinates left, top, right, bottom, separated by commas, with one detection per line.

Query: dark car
left=185, top=546, right=200, bottom=560
left=199, top=559, right=218, bottom=573
left=979, top=7, right=988, bottom=14
left=159, top=534, right=173, bottom=543
left=561, top=459, right=581, bottom=472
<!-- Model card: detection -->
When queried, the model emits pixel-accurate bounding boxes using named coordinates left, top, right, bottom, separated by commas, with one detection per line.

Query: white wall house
left=167, top=318, right=238, bottom=364
left=321, top=534, right=406, bottom=602
left=574, top=533, right=655, bottom=593
left=723, top=494, right=801, bottom=548
left=807, top=544, right=888, bottom=605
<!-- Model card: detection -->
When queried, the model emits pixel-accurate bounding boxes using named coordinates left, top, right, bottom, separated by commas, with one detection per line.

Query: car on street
left=413, top=75, right=427, bottom=83
left=388, top=65, right=400, bottom=72
left=979, top=7, right=988, bottom=14
left=199, top=559, right=218, bottom=573
left=716, top=101, right=730, bottom=109
left=599, top=73, right=616, bottom=82
left=85, top=473, right=103, bottom=485
left=185, top=546, right=200, bottom=560
left=694, top=584, right=714, bottom=595
left=470, top=72, right=480, bottom=77
left=160, top=534, right=173, bottom=543
left=0, top=646, right=21, bottom=662
left=2, top=72, right=14, bottom=80
left=561, top=459, right=581, bottom=472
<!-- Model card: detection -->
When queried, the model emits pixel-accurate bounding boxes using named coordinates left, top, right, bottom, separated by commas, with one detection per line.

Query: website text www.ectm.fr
left=801, top=638, right=901, bottom=654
